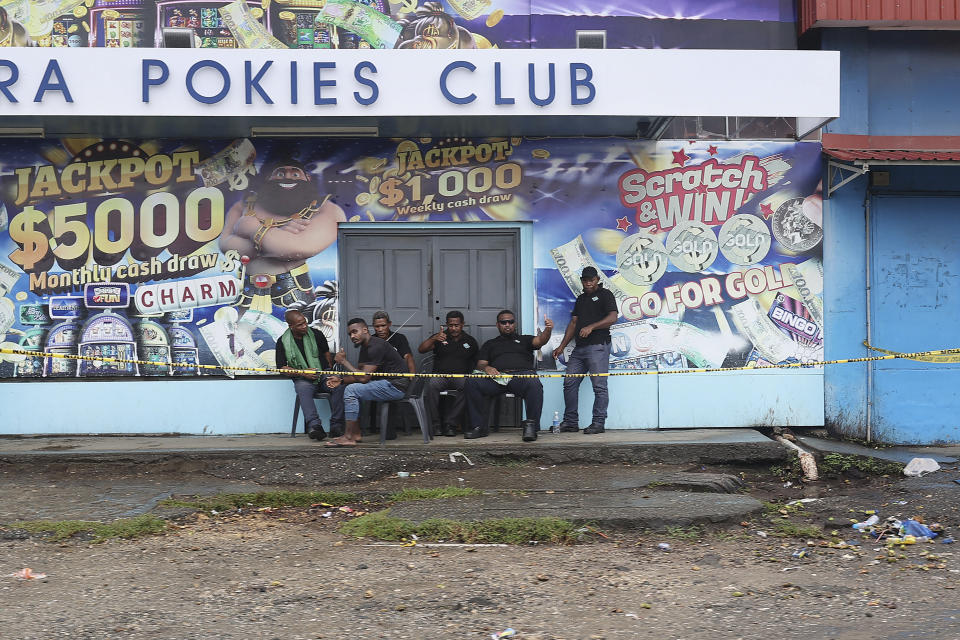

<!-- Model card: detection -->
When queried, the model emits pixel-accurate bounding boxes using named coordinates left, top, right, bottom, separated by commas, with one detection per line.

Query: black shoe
left=328, top=424, right=344, bottom=439
left=463, top=427, right=489, bottom=439
left=558, top=422, right=580, bottom=433
left=307, top=425, right=326, bottom=441
left=441, top=424, right=457, bottom=437
left=521, top=420, right=538, bottom=442
left=583, top=424, right=605, bottom=434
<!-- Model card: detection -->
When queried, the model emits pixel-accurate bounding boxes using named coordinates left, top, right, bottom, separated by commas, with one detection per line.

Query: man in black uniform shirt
left=372, top=310, right=416, bottom=437
left=323, top=318, right=409, bottom=447
left=372, top=310, right=417, bottom=373
left=276, top=310, right=333, bottom=440
left=551, top=266, right=618, bottom=434
left=418, top=310, right=479, bottom=436
left=464, top=310, right=553, bottom=442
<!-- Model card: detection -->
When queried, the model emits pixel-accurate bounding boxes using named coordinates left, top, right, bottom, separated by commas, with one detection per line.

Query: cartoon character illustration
left=219, top=154, right=345, bottom=314
left=396, top=2, right=476, bottom=49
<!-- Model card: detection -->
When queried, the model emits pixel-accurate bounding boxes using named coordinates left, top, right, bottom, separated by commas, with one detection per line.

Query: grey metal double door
left=339, top=229, right=519, bottom=369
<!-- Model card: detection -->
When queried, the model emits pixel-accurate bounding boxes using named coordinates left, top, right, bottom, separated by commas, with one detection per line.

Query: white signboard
left=0, top=48, right=839, bottom=119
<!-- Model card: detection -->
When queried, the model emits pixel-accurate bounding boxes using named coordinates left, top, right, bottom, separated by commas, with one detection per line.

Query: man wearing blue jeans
left=323, top=318, right=409, bottom=447
left=552, top=266, right=618, bottom=434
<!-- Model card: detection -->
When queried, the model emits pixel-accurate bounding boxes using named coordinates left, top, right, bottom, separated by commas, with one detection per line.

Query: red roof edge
left=822, top=134, right=960, bottom=151
left=823, top=134, right=960, bottom=162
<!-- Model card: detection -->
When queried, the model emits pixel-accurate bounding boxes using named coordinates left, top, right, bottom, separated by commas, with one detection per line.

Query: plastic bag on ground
left=903, top=458, right=940, bottom=477
left=902, top=519, right=937, bottom=539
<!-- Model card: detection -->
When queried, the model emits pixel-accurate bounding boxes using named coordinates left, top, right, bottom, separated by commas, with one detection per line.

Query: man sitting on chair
left=324, top=318, right=410, bottom=447
left=463, top=310, right=553, bottom=442
left=418, top=310, right=479, bottom=437
left=277, top=310, right=333, bottom=440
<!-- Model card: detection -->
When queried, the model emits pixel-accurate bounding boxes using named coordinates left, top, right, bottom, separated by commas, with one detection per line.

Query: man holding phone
left=418, top=310, right=479, bottom=436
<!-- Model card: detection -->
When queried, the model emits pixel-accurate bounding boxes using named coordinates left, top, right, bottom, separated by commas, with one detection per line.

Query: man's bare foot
left=324, top=436, right=360, bottom=447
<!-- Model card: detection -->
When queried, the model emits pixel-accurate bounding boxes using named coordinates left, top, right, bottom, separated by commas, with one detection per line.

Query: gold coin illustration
left=278, top=10, right=296, bottom=21
left=73, top=5, right=87, bottom=17
left=356, top=192, right=371, bottom=205
left=531, top=148, right=550, bottom=159
left=15, top=291, right=27, bottom=301
left=251, top=7, right=264, bottom=18
left=486, top=9, right=504, bottom=27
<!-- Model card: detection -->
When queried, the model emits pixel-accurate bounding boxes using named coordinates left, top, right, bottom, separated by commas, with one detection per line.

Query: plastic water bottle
left=852, top=514, right=879, bottom=530
left=551, top=411, right=560, bottom=433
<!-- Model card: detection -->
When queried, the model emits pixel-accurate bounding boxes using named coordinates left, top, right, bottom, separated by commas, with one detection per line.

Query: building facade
left=0, top=0, right=839, bottom=435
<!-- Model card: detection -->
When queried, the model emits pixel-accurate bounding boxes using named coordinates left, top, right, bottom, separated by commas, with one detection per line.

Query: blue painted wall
left=820, top=28, right=960, bottom=443
left=823, top=174, right=869, bottom=438
left=822, top=29, right=960, bottom=136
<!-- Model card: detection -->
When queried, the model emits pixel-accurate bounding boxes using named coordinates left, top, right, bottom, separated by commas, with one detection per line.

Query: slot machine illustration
left=155, top=0, right=269, bottom=48
left=43, top=321, right=81, bottom=378
left=13, top=327, right=46, bottom=378
left=169, top=325, right=201, bottom=376
left=164, top=310, right=200, bottom=376
left=31, top=8, right=88, bottom=48
left=77, top=311, right=139, bottom=377
left=272, top=0, right=337, bottom=49
left=88, top=0, right=150, bottom=48
left=135, top=317, right=172, bottom=376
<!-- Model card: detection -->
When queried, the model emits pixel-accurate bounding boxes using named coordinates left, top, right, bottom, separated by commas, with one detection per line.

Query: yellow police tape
left=863, top=341, right=960, bottom=364
left=2, top=345, right=959, bottom=379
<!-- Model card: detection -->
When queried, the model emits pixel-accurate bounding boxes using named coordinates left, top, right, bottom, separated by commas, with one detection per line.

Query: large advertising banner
left=0, top=0, right=793, bottom=50
left=0, top=136, right=823, bottom=379
left=0, top=0, right=527, bottom=50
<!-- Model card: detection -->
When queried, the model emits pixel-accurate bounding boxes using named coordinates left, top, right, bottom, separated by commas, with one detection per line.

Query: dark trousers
left=423, top=376, right=467, bottom=429
left=465, top=371, right=543, bottom=430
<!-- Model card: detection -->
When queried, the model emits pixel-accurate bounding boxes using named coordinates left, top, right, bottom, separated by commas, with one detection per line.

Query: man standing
left=552, top=266, right=618, bottom=434
left=277, top=310, right=333, bottom=440
left=324, top=318, right=409, bottom=447
left=464, top=310, right=553, bottom=442
left=372, top=310, right=417, bottom=374
left=418, top=310, right=479, bottom=437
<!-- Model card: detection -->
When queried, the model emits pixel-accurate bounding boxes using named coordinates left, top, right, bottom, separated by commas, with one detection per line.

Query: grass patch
left=388, top=487, right=482, bottom=502
left=341, top=510, right=579, bottom=544
left=5, top=514, right=168, bottom=543
left=771, top=520, right=823, bottom=539
left=818, top=453, right=904, bottom=476
left=664, top=525, right=704, bottom=540
left=160, top=490, right=357, bottom=512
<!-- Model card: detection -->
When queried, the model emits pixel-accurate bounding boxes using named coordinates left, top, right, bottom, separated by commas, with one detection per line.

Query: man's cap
left=581, top=266, right=599, bottom=279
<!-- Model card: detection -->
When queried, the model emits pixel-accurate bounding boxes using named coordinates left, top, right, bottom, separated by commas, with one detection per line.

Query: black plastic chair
left=376, top=376, right=431, bottom=445
left=422, top=354, right=466, bottom=431
left=487, top=393, right=522, bottom=431
left=290, top=389, right=332, bottom=437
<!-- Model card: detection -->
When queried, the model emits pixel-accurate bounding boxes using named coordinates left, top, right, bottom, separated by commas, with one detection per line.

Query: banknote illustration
left=0, top=262, right=20, bottom=298
left=197, top=139, right=257, bottom=191
left=447, top=0, right=491, bottom=20
left=220, top=0, right=287, bottom=49
left=317, top=0, right=402, bottom=49
left=730, top=298, right=798, bottom=364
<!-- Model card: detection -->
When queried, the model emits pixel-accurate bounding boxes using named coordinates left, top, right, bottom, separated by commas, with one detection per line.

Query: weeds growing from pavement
left=665, top=525, right=704, bottom=540
left=5, top=514, right=168, bottom=542
left=160, top=490, right=357, bottom=512
left=341, top=511, right=579, bottom=544
left=818, top=454, right=904, bottom=476
left=388, top=487, right=482, bottom=502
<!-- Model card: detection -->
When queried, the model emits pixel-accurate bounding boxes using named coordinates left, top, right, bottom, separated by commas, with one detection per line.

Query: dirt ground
left=2, top=461, right=960, bottom=639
